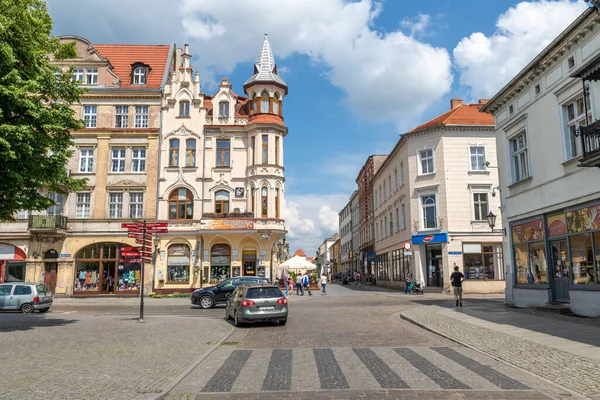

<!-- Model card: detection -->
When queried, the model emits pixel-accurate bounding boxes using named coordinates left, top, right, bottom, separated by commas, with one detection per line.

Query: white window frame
left=508, top=131, right=530, bottom=184
left=469, top=185, right=492, bottom=222
left=85, top=68, right=98, bottom=85
left=395, top=207, right=400, bottom=232
left=219, top=101, right=229, bottom=118
left=133, top=67, right=146, bottom=85
left=562, top=93, right=591, bottom=161
left=469, top=145, right=486, bottom=172
left=108, top=192, right=123, bottom=219
left=417, top=187, right=439, bottom=231
left=400, top=162, right=405, bottom=186
left=388, top=175, right=392, bottom=198
left=76, top=193, right=91, bottom=218
left=115, top=106, right=129, bottom=128
left=72, top=68, right=83, bottom=82
left=17, top=210, right=29, bottom=220
left=394, top=169, right=398, bottom=190
left=111, top=148, right=126, bottom=173
left=131, top=148, right=146, bottom=173
left=401, top=203, right=406, bottom=230
left=47, top=193, right=65, bottom=216
left=134, top=105, right=149, bottom=128
left=79, top=148, right=94, bottom=173
left=83, top=105, right=97, bottom=128
left=418, top=148, right=435, bottom=175
left=129, top=192, right=144, bottom=219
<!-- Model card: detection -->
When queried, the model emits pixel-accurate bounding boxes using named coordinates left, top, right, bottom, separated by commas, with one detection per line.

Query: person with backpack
left=302, top=273, right=312, bottom=296
left=296, top=273, right=303, bottom=296
left=450, top=265, right=465, bottom=307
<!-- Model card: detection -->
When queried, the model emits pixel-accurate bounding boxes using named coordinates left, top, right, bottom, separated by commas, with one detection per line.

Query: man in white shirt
left=320, top=273, right=328, bottom=295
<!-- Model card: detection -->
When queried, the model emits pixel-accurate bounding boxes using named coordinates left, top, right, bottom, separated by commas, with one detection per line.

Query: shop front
left=412, top=233, right=449, bottom=288
left=0, top=243, right=27, bottom=283
left=374, top=248, right=411, bottom=290
left=210, top=243, right=231, bottom=282
left=243, top=250, right=257, bottom=276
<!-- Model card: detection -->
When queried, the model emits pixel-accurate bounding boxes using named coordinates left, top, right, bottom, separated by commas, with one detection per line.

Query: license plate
left=259, top=306, right=274, bottom=310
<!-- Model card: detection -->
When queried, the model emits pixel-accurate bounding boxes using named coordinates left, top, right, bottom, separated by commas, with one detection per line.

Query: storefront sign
left=567, top=204, right=600, bottom=233
left=448, top=251, right=462, bottom=255
left=200, top=219, right=254, bottom=230
left=59, top=253, right=71, bottom=258
left=547, top=213, right=567, bottom=237
left=511, top=220, right=544, bottom=243
left=366, top=252, right=376, bottom=262
left=412, top=233, right=449, bottom=245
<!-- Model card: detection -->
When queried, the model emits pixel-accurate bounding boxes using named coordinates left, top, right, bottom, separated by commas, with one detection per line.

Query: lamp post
left=486, top=211, right=506, bottom=236
left=151, top=235, right=160, bottom=293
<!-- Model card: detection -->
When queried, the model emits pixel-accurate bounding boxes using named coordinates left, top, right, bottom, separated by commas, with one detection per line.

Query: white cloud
left=453, top=0, right=588, bottom=99
left=400, top=14, right=431, bottom=37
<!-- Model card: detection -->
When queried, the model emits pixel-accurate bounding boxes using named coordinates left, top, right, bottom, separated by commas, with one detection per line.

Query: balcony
left=579, top=120, right=600, bottom=168
left=28, top=215, right=68, bottom=234
left=202, top=212, right=254, bottom=219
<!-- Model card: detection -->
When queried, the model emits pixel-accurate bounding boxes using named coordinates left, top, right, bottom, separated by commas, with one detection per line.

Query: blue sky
left=46, top=0, right=590, bottom=254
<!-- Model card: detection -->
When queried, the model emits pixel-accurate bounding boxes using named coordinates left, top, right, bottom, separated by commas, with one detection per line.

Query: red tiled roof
left=294, top=249, right=307, bottom=257
left=93, top=44, right=171, bottom=89
left=409, top=103, right=494, bottom=133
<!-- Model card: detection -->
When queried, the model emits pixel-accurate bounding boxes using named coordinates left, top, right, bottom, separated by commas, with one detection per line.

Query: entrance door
left=426, top=245, right=443, bottom=287
left=44, top=262, right=58, bottom=294
left=551, top=240, right=570, bottom=302
left=102, top=262, right=116, bottom=294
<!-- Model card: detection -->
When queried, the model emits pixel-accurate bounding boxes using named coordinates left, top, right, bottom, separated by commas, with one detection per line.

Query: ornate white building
left=154, top=35, right=288, bottom=293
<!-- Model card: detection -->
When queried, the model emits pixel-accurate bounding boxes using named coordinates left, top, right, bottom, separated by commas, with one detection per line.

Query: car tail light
left=33, top=296, right=39, bottom=303
left=241, top=300, right=256, bottom=307
left=276, top=298, right=287, bottom=305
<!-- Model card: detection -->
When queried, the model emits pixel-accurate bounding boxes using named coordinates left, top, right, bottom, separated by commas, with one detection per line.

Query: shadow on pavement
left=0, top=314, right=78, bottom=333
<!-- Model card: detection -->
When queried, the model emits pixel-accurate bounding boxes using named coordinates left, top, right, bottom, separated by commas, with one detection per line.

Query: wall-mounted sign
left=412, top=232, right=449, bottom=245
left=59, top=254, right=71, bottom=258
left=448, top=251, right=462, bottom=255
left=404, top=251, right=413, bottom=256
left=200, top=219, right=254, bottom=230
left=403, top=242, right=412, bottom=251
left=366, top=252, right=376, bottom=262
left=235, top=187, right=245, bottom=197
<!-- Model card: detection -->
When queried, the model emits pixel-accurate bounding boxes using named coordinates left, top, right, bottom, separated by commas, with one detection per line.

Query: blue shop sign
left=412, top=233, right=449, bottom=245
left=58, top=253, right=71, bottom=258
left=366, top=252, right=376, bottom=262
left=448, top=251, right=462, bottom=255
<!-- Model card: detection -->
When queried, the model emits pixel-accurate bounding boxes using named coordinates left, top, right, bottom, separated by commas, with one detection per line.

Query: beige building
left=372, top=99, right=504, bottom=294
left=153, top=35, right=288, bottom=293
left=0, top=36, right=174, bottom=296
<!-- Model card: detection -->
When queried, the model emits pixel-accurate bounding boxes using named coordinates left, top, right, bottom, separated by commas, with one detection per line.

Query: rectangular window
left=131, top=148, right=146, bottom=172
left=388, top=176, right=392, bottom=198
left=394, top=169, right=398, bottom=189
left=17, top=210, right=29, bottom=220
left=85, top=68, right=98, bottom=84
left=186, top=139, right=196, bottom=167
left=108, top=193, right=123, bottom=219
left=383, top=181, right=387, bottom=199
left=169, top=139, right=179, bottom=167
left=180, top=101, right=190, bottom=117
left=76, top=193, right=91, bottom=218
left=262, top=135, right=268, bottom=164
left=216, top=139, right=231, bottom=167
left=83, top=105, right=97, bottom=128
left=564, top=96, right=591, bottom=159
left=463, top=243, right=503, bottom=280
left=395, top=208, right=400, bottom=232
left=389, top=212, right=393, bottom=236
left=115, top=106, right=129, bottom=128
left=134, top=105, right=149, bottom=128
left=469, top=146, right=486, bottom=171
left=401, top=203, right=406, bottom=230
left=421, top=194, right=437, bottom=229
left=219, top=102, right=229, bottom=117
left=47, top=193, right=65, bottom=216
left=129, top=192, right=144, bottom=219
left=79, top=148, right=94, bottom=173
left=72, top=68, right=83, bottom=82
left=419, top=149, right=434, bottom=175
left=251, top=136, right=256, bottom=166
left=384, top=216, right=388, bottom=237
left=400, top=162, right=404, bottom=185
left=111, top=148, right=126, bottom=173
left=510, top=132, right=529, bottom=183
left=472, top=192, right=489, bottom=221
left=375, top=222, right=379, bottom=241
left=275, top=136, right=280, bottom=165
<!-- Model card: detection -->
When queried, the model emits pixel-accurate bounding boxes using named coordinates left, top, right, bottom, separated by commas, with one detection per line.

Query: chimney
left=478, top=99, right=489, bottom=105
left=450, top=98, right=463, bottom=110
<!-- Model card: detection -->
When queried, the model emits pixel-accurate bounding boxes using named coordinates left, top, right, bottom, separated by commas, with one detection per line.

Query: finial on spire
left=264, top=32, right=268, bottom=39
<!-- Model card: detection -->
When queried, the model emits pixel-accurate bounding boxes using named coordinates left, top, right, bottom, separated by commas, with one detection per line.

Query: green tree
left=0, top=0, right=86, bottom=221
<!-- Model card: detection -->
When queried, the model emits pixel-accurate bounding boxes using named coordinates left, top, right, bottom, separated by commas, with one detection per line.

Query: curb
left=148, top=323, right=235, bottom=400
left=400, top=310, right=586, bottom=400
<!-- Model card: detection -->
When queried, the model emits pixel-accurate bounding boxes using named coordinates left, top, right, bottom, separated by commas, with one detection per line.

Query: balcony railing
left=28, top=215, right=68, bottom=230
left=581, top=120, right=600, bottom=159
left=202, top=212, right=254, bottom=219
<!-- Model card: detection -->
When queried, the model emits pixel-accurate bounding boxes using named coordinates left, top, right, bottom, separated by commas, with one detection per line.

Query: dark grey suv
left=191, top=277, right=269, bottom=309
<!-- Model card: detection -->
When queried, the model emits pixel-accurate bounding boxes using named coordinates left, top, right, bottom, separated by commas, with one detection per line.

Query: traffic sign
left=121, top=246, right=139, bottom=252
left=404, top=242, right=412, bottom=251
left=121, top=251, right=141, bottom=257
left=128, top=233, right=151, bottom=239
left=145, top=223, right=168, bottom=228
left=143, top=257, right=152, bottom=264
left=127, top=227, right=142, bottom=233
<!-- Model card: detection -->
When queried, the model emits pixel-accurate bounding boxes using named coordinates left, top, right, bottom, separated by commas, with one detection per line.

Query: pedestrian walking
left=320, top=272, right=328, bottom=295
left=282, top=272, right=289, bottom=298
left=450, top=265, right=465, bottom=307
left=296, top=273, right=303, bottom=296
left=404, top=271, right=412, bottom=294
left=302, top=273, right=312, bottom=296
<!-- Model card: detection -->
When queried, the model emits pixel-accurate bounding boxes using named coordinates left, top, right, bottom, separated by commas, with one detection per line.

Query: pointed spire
left=244, top=33, right=287, bottom=93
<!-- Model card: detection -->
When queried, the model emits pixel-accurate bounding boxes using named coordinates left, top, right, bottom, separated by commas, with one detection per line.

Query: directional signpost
left=121, top=221, right=168, bottom=322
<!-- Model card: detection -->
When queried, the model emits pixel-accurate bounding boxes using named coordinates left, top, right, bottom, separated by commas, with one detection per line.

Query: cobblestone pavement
left=402, top=305, right=600, bottom=400
left=163, top=284, right=574, bottom=400
left=0, top=311, right=232, bottom=400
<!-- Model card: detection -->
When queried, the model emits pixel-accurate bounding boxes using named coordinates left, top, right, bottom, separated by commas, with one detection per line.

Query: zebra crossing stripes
left=198, top=346, right=533, bottom=394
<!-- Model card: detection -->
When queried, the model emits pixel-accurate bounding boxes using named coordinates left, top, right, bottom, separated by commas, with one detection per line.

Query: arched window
left=261, top=91, right=269, bottom=113
left=252, top=94, right=258, bottom=114
left=273, top=92, right=280, bottom=115
left=214, top=190, right=230, bottom=214
left=179, top=100, right=190, bottom=117
left=219, top=101, right=229, bottom=117
left=133, top=66, right=146, bottom=85
left=275, top=188, right=280, bottom=219
left=169, top=139, right=179, bottom=167
left=261, top=187, right=268, bottom=217
left=169, top=188, right=193, bottom=219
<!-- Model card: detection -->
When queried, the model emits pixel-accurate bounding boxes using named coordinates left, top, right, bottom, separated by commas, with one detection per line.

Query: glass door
left=550, top=240, right=570, bottom=302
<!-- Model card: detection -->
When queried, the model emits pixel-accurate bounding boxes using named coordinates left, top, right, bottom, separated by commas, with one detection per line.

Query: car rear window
left=246, top=287, right=283, bottom=299
left=36, top=284, right=50, bottom=295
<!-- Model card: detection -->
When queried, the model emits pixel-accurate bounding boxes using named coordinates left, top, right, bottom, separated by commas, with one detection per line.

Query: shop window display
left=512, top=220, right=547, bottom=284
left=570, top=234, right=594, bottom=284
left=167, top=244, right=191, bottom=283
left=74, top=243, right=122, bottom=293
left=75, top=261, right=100, bottom=291
left=117, top=262, right=141, bottom=291
left=211, top=244, right=231, bottom=282
left=463, top=243, right=503, bottom=280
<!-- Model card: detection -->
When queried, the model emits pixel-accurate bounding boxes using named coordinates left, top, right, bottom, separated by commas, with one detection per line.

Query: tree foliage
left=0, top=0, right=86, bottom=221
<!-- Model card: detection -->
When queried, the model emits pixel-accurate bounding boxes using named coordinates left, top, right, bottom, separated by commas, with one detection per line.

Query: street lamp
left=151, top=236, right=160, bottom=293
left=486, top=211, right=506, bottom=236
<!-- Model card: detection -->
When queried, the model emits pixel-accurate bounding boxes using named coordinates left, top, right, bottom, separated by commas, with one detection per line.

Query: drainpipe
left=151, top=89, right=165, bottom=294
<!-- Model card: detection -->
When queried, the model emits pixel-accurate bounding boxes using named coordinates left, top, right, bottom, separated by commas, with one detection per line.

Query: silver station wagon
left=226, top=283, right=288, bottom=327
left=0, top=282, right=53, bottom=313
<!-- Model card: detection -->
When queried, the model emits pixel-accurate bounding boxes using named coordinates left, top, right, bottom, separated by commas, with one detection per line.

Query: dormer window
left=131, top=63, right=150, bottom=85
left=219, top=101, right=229, bottom=118
left=261, top=91, right=269, bottom=113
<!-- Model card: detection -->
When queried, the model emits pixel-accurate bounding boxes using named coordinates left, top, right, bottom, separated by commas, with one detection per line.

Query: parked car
left=0, top=282, right=53, bottom=313
left=191, top=277, right=269, bottom=309
left=226, top=283, right=288, bottom=326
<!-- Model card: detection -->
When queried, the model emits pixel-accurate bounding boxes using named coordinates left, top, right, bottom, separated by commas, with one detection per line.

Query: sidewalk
left=402, top=302, right=600, bottom=399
